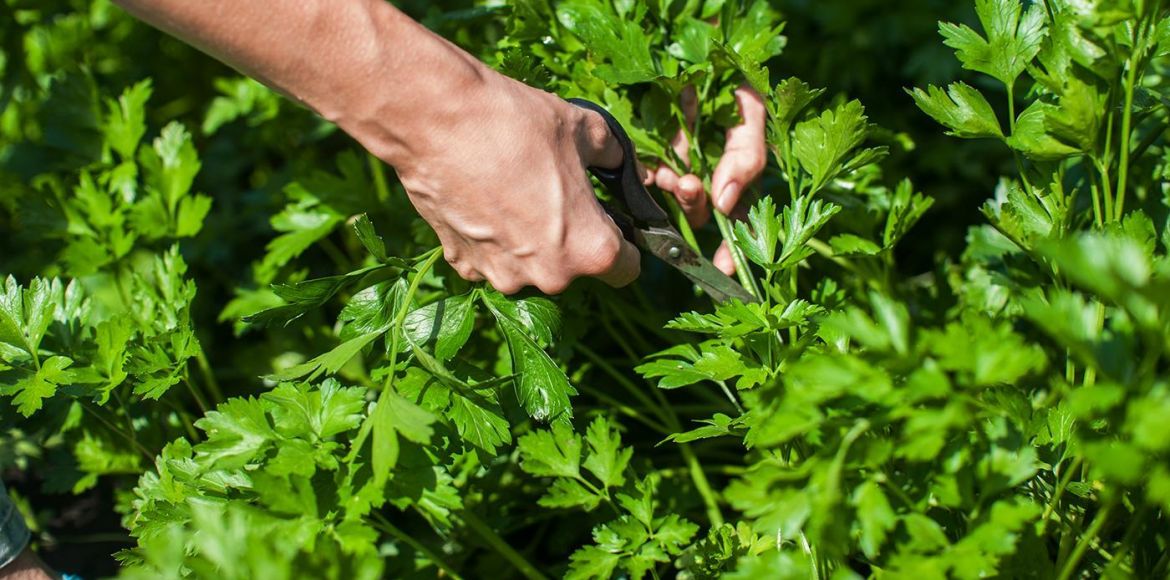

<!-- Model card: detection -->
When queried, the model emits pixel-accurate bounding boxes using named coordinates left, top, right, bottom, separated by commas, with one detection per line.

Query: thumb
left=592, top=208, right=642, bottom=287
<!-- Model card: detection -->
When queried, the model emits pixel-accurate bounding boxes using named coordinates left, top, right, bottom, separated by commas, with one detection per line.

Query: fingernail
left=718, top=182, right=739, bottom=214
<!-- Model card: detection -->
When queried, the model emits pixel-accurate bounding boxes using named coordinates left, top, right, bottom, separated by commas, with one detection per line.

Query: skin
left=0, top=549, right=55, bottom=580
left=648, top=85, right=768, bottom=275
left=109, top=0, right=766, bottom=291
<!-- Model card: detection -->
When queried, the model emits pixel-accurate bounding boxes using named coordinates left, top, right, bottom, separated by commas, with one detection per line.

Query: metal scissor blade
left=638, top=226, right=760, bottom=304
left=676, top=255, right=760, bottom=304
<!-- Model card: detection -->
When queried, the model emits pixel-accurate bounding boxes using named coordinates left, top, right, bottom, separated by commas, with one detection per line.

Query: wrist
left=328, top=2, right=494, bottom=169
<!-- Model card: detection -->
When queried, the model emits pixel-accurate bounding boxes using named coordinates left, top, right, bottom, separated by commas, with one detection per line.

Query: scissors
left=569, top=98, right=759, bottom=304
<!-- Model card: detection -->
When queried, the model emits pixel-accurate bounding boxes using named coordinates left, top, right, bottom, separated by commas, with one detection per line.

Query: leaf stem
left=193, top=344, right=223, bottom=404
left=346, top=247, right=441, bottom=463
left=1040, top=456, right=1083, bottom=535
left=1056, top=500, right=1114, bottom=580
left=575, top=343, right=670, bottom=427
left=680, top=442, right=725, bottom=527
left=182, top=368, right=211, bottom=416
left=714, top=211, right=760, bottom=298
left=574, top=343, right=724, bottom=526
left=576, top=383, right=672, bottom=435
left=80, top=400, right=153, bottom=461
left=368, top=153, right=392, bottom=205
left=1114, top=46, right=1142, bottom=220
left=461, top=509, right=549, bottom=580
left=372, top=513, right=465, bottom=580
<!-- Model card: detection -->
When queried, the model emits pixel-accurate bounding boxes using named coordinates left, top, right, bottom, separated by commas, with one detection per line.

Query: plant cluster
left=1, top=0, right=1168, bottom=578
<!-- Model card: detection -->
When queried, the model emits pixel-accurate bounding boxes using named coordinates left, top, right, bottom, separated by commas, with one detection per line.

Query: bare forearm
left=111, top=0, right=487, bottom=164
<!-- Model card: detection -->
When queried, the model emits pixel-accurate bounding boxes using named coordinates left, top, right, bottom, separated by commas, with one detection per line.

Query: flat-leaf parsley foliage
left=1, top=0, right=1169, bottom=579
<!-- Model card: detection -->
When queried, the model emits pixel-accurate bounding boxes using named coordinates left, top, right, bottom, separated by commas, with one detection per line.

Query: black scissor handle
left=569, top=99, right=671, bottom=231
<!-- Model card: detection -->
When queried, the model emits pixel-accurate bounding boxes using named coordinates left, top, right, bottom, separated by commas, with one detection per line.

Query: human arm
left=111, top=0, right=639, bottom=294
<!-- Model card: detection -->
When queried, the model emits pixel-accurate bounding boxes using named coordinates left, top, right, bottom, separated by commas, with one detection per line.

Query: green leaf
left=141, top=122, right=202, bottom=213
left=247, top=264, right=401, bottom=327
left=371, top=391, right=435, bottom=487
left=11, top=356, right=72, bottom=416
left=403, top=293, right=476, bottom=361
left=541, top=478, right=603, bottom=510
left=256, top=191, right=345, bottom=284
left=518, top=422, right=582, bottom=479
left=909, top=82, right=1003, bottom=139
left=829, top=233, right=882, bottom=257
left=448, top=392, right=511, bottom=455
left=769, top=77, right=824, bottom=135
left=733, top=196, right=781, bottom=267
left=261, top=380, right=366, bottom=441
left=667, top=18, right=716, bottom=64
left=557, top=0, right=660, bottom=84
left=939, top=0, right=1046, bottom=87
left=1006, top=101, right=1080, bottom=160
left=583, top=417, right=631, bottom=489
left=776, top=196, right=841, bottom=270
left=566, top=546, right=621, bottom=580
left=103, top=79, right=152, bottom=160
left=927, top=316, right=1047, bottom=387
left=193, top=397, right=276, bottom=469
left=484, top=294, right=575, bottom=423
left=884, top=179, right=935, bottom=248
left=666, top=299, right=822, bottom=338
left=351, top=214, right=388, bottom=262
left=666, top=413, right=743, bottom=443
left=794, top=100, right=873, bottom=193
left=853, top=481, right=897, bottom=559
left=267, top=330, right=385, bottom=382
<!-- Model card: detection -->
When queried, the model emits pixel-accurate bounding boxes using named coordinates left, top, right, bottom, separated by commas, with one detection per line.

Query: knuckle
left=577, top=235, right=622, bottom=276
left=443, top=247, right=461, bottom=264
left=490, top=276, right=523, bottom=295
left=748, top=150, right=767, bottom=174
left=453, top=264, right=477, bottom=281
left=536, top=276, right=571, bottom=296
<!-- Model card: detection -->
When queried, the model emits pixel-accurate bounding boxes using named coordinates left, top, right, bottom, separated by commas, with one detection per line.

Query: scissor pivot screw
left=668, top=246, right=682, bottom=259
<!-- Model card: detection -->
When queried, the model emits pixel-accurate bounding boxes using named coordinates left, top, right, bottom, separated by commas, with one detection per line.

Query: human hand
left=645, top=85, right=768, bottom=275
left=372, top=69, right=640, bottom=295
left=0, top=549, right=56, bottom=580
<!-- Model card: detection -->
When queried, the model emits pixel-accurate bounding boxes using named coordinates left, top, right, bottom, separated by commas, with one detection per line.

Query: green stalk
left=182, top=369, right=210, bottom=416
left=714, top=211, right=761, bottom=299
left=194, top=345, right=223, bottom=404
left=380, top=248, right=442, bottom=395
left=576, top=383, right=672, bottom=435
left=1114, top=46, right=1142, bottom=220
left=461, top=509, right=549, bottom=580
left=680, top=442, right=725, bottom=527
left=575, top=343, right=670, bottom=427
left=1088, top=178, right=1105, bottom=229
left=1057, top=501, right=1114, bottom=580
left=368, top=153, right=392, bottom=204
left=1084, top=301, right=1106, bottom=387
left=1040, top=456, right=1083, bottom=535
left=372, top=514, right=464, bottom=580
left=81, top=400, right=153, bottom=461
left=346, top=248, right=442, bottom=464
left=1006, top=82, right=1036, bottom=197
left=574, top=343, right=725, bottom=527
left=661, top=192, right=701, bottom=252
left=1102, top=502, right=1148, bottom=576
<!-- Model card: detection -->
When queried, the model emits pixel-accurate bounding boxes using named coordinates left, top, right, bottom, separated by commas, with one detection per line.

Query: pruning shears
left=569, top=98, right=759, bottom=304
